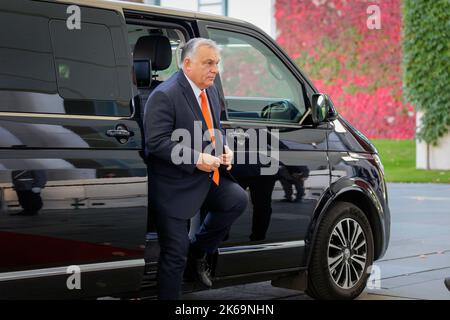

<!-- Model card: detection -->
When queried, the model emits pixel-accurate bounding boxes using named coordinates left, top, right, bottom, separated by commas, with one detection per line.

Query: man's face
left=183, top=45, right=220, bottom=90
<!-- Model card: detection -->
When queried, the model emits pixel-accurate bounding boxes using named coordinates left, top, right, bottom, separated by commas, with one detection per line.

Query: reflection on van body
left=0, top=155, right=147, bottom=271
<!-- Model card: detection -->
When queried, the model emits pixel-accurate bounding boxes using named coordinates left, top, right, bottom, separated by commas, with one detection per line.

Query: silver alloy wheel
left=327, top=218, right=367, bottom=289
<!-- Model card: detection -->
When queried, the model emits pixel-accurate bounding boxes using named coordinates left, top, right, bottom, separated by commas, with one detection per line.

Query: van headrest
left=133, top=35, right=172, bottom=71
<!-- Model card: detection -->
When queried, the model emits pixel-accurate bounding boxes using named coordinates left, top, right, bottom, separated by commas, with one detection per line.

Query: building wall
left=142, top=0, right=277, bottom=38
left=228, top=0, right=275, bottom=38
left=159, top=0, right=198, bottom=12
left=416, top=112, right=450, bottom=170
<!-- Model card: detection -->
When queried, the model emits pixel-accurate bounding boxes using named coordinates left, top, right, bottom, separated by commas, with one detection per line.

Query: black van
left=0, top=0, right=390, bottom=300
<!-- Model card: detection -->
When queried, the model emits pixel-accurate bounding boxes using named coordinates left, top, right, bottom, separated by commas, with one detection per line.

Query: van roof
left=54, top=0, right=251, bottom=26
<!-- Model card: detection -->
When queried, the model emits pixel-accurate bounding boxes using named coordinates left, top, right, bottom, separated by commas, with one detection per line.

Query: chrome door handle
left=227, top=130, right=249, bottom=139
left=106, top=124, right=134, bottom=144
left=106, top=129, right=132, bottom=138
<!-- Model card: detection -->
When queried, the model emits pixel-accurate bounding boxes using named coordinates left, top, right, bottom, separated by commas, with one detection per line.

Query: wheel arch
left=306, top=180, right=387, bottom=266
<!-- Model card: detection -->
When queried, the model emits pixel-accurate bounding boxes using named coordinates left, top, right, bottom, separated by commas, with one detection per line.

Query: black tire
left=306, top=201, right=374, bottom=300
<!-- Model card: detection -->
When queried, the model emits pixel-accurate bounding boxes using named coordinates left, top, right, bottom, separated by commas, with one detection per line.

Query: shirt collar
left=183, top=71, right=205, bottom=99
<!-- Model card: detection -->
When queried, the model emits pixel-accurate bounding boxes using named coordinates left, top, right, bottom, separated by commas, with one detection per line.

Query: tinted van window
left=208, top=28, right=307, bottom=123
left=0, top=5, right=132, bottom=117
left=50, top=20, right=119, bottom=101
left=0, top=11, right=56, bottom=94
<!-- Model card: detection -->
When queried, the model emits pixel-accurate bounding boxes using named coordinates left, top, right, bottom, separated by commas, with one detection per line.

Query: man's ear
left=183, top=58, right=191, bottom=72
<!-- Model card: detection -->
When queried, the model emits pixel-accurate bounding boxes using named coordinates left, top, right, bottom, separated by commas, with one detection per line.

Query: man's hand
left=196, top=153, right=222, bottom=173
left=220, top=145, right=233, bottom=171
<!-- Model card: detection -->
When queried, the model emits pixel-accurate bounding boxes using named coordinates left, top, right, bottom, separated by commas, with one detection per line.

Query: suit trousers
left=236, top=175, right=277, bottom=241
left=17, top=190, right=43, bottom=214
left=155, top=175, right=248, bottom=300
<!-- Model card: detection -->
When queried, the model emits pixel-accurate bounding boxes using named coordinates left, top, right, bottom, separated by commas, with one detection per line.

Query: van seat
left=133, top=35, right=172, bottom=118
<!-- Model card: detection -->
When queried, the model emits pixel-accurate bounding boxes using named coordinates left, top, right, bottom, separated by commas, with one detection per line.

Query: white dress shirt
left=183, top=72, right=214, bottom=127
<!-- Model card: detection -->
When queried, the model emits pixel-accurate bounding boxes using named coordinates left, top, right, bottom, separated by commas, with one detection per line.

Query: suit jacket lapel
left=176, top=71, right=209, bottom=131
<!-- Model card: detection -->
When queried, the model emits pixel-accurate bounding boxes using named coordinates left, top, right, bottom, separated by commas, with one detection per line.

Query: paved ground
left=182, top=183, right=450, bottom=300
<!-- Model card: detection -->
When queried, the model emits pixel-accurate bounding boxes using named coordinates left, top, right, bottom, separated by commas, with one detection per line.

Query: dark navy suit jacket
left=143, top=70, right=231, bottom=220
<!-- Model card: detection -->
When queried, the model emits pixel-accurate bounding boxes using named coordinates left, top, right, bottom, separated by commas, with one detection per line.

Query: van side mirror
left=311, top=93, right=338, bottom=124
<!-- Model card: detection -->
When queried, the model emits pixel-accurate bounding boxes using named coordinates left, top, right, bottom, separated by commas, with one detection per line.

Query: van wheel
left=306, top=202, right=374, bottom=300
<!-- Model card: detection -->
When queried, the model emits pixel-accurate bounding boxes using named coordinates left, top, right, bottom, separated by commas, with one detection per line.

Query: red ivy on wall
left=275, top=0, right=415, bottom=139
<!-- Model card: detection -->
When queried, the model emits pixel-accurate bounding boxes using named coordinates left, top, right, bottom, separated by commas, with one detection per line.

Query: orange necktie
left=200, top=90, right=219, bottom=186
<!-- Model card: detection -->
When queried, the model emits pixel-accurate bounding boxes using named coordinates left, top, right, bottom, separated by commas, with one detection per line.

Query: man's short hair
left=180, top=38, right=220, bottom=62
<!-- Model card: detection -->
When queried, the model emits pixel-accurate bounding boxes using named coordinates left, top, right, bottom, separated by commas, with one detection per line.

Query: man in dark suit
left=143, top=38, right=248, bottom=300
